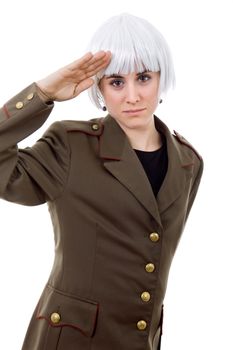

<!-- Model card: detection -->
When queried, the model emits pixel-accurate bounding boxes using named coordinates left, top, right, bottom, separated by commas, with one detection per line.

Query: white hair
left=86, top=13, right=176, bottom=109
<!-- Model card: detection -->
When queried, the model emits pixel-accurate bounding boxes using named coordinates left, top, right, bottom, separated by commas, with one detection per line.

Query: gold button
left=27, top=92, right=34, bottom=100
left=141, top=291, right=151, bottom=302
left=145, top=263, right=155, bottom=273
left=137, top=320, right=147, bottom=330
left=149, top=232, right=160, bottom=242
left=91, top=123, right=99, bottom=131
left=50, top=312, right=61, bottom=324
left=16, top=101, right=24, bottom=109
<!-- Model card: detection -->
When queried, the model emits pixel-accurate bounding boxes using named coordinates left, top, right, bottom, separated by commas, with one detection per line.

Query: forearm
left=35, top=82, right=54, bottom=103
left=0, top=83, right=55, bottom=201
left=0, top=82, right=54, bottom=150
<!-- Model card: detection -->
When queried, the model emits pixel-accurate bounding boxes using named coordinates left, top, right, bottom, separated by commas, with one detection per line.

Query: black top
left=133, top=136, right=168, bottom=197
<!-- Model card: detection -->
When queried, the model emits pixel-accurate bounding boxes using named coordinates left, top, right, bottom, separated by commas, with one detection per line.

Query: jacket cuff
left=0, top=83, right=54, bottom=151
left=0, top=82, right=54, bottom=122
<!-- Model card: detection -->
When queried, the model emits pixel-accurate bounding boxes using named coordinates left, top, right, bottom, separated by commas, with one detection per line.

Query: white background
left=0, top=0, right=232, bottom=349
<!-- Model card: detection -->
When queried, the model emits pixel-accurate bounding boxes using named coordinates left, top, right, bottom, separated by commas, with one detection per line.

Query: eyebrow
left=105, top=70, right=151, bottom=79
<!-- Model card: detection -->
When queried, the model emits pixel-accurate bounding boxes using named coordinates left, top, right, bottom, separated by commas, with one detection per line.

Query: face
left=99, top=70, right=160, bottom=130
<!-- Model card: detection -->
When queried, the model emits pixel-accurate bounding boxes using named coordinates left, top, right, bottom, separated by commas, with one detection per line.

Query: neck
left=117, top=116, right=162, bottom=151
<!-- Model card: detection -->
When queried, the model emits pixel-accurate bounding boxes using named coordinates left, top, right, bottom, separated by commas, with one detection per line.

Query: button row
left=136, top=231, right=159, bottom=330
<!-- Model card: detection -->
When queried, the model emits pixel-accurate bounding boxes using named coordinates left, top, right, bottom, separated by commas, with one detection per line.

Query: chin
left=121, top=117, right=149, bottom=130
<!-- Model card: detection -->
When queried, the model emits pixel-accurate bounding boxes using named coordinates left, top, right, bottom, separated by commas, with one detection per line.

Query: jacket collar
left=99, top=114, right=194, bottom=229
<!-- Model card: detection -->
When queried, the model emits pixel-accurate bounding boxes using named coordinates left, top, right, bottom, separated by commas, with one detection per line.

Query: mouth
left=123, top=108, right=146, bottom=113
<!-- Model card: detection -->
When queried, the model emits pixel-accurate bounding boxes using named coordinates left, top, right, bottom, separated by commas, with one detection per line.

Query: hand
left=36, top=51, right=111, bottom=102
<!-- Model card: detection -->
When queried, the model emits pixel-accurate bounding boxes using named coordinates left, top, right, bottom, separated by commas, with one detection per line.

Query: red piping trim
left=35, top=292, right=99, bottom=338
left=66, top=129, right=102, bottom=136
left=36, top=315, right=91, bottom=337
left=182, top=162, right=194, bottom=168
left=3, top=104, right=10, bottom=119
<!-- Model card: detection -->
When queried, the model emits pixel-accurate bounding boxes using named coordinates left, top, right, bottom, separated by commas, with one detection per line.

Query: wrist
left=35, top=82, right=53, bottom=102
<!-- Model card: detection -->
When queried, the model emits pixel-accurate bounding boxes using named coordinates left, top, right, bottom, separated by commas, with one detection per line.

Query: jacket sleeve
left=185, top=156, right=204, bottom=223
left=0, top=83, right=70, bottom=206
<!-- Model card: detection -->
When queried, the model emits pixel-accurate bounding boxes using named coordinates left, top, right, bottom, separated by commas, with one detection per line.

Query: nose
left=125, top=83, right=140, bottom=104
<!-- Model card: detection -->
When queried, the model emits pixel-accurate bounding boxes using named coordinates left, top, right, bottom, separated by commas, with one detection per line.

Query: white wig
left=86, top=13, right=176, bottom=109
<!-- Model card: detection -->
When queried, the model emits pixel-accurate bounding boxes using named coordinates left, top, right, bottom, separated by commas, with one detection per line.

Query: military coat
left=0, top=83, right=204, bottom=350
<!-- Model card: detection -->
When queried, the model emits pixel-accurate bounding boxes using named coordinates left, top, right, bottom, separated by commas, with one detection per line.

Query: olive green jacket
left=0, top=83, right=203, bottom=350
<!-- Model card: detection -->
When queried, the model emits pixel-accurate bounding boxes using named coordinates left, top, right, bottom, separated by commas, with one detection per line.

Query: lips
left=123, top=108, right=146, bottom=113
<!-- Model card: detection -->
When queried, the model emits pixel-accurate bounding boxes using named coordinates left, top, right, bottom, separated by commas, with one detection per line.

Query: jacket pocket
left=36, top=284, right=99, bottom=338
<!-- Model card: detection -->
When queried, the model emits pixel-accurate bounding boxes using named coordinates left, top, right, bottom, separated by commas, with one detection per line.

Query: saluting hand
left=36, top=51, right=111, bottom=102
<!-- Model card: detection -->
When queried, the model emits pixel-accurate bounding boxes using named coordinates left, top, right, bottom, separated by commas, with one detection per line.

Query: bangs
left=89, top=15, right=162, bottom=79
left=96, top=49, right=160, bottom=80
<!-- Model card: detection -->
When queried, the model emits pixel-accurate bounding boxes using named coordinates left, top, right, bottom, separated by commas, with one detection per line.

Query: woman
left=0, top=13, right=203, bottom=350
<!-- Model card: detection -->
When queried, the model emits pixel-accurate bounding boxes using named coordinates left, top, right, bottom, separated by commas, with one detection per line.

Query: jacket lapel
left=154, top=116, right=194, bottom=214
left=99, top=114, right=194, bottom=229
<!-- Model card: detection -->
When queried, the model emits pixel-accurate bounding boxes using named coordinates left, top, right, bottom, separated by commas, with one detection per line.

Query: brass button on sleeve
left=50, top=312, right=61, bottom=324
left=149, top=232, right=160, bottom=242
left=27, top=92, right=34, bottom=100
left=137, top=320, right=147, bottom=330
left=141, top=291, right=151, bottom=302
left=91, top=123, right=99, bottom=131
left=16, top=101, right=24, bottom=109
left=145, top=263, right=155, bottom=273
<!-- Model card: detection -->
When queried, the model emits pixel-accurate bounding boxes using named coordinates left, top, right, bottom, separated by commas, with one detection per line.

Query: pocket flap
left=36, top=285, right=99, bottom=337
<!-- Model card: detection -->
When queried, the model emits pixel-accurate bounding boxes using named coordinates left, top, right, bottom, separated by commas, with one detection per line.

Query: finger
left=87, top=51, right=111, bottom=68
left=71, top=55, right=111, bottom=84
left=92, top=50, right=111, bottom=61
left=90, top=51, right=112, bottom=69
left=64, top=51, right=111, bottom=83
left=83, top=55, right=111, bottom=77
left=67, top=52, right=94, bottom=71
left=81, top=52, right=111, bottom=74
left=70, top=62, right=109, bottom=84
left=69, top=51, right=109, bottom=71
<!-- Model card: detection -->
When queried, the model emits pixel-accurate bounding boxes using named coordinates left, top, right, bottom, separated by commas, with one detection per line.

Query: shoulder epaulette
left=62, top=117, right=104, bottom=136
left=173, top=130, right=202, bottom=160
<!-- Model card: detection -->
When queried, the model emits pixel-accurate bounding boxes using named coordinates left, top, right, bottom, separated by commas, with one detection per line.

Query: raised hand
left=36, top=51, right=111, bottom=102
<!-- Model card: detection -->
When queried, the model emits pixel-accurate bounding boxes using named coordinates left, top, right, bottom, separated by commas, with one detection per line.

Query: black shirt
left=133, top=136, right=168, bottom=197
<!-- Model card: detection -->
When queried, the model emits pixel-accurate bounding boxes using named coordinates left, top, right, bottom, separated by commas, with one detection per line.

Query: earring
left=159, top=99, right=163, bottom=104
left=102, top=106, right=107, bottom=111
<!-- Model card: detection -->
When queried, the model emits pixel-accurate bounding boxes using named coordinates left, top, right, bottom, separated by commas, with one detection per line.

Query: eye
left=109, top=79, right=124, bottom=87
left=138, top=73, right=151, bottom=82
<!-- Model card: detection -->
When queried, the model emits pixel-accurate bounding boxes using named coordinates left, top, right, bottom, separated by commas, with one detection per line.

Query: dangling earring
left=159, top=99, right=163, bottom=104
left=98, top=89, right=107, bottom=111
